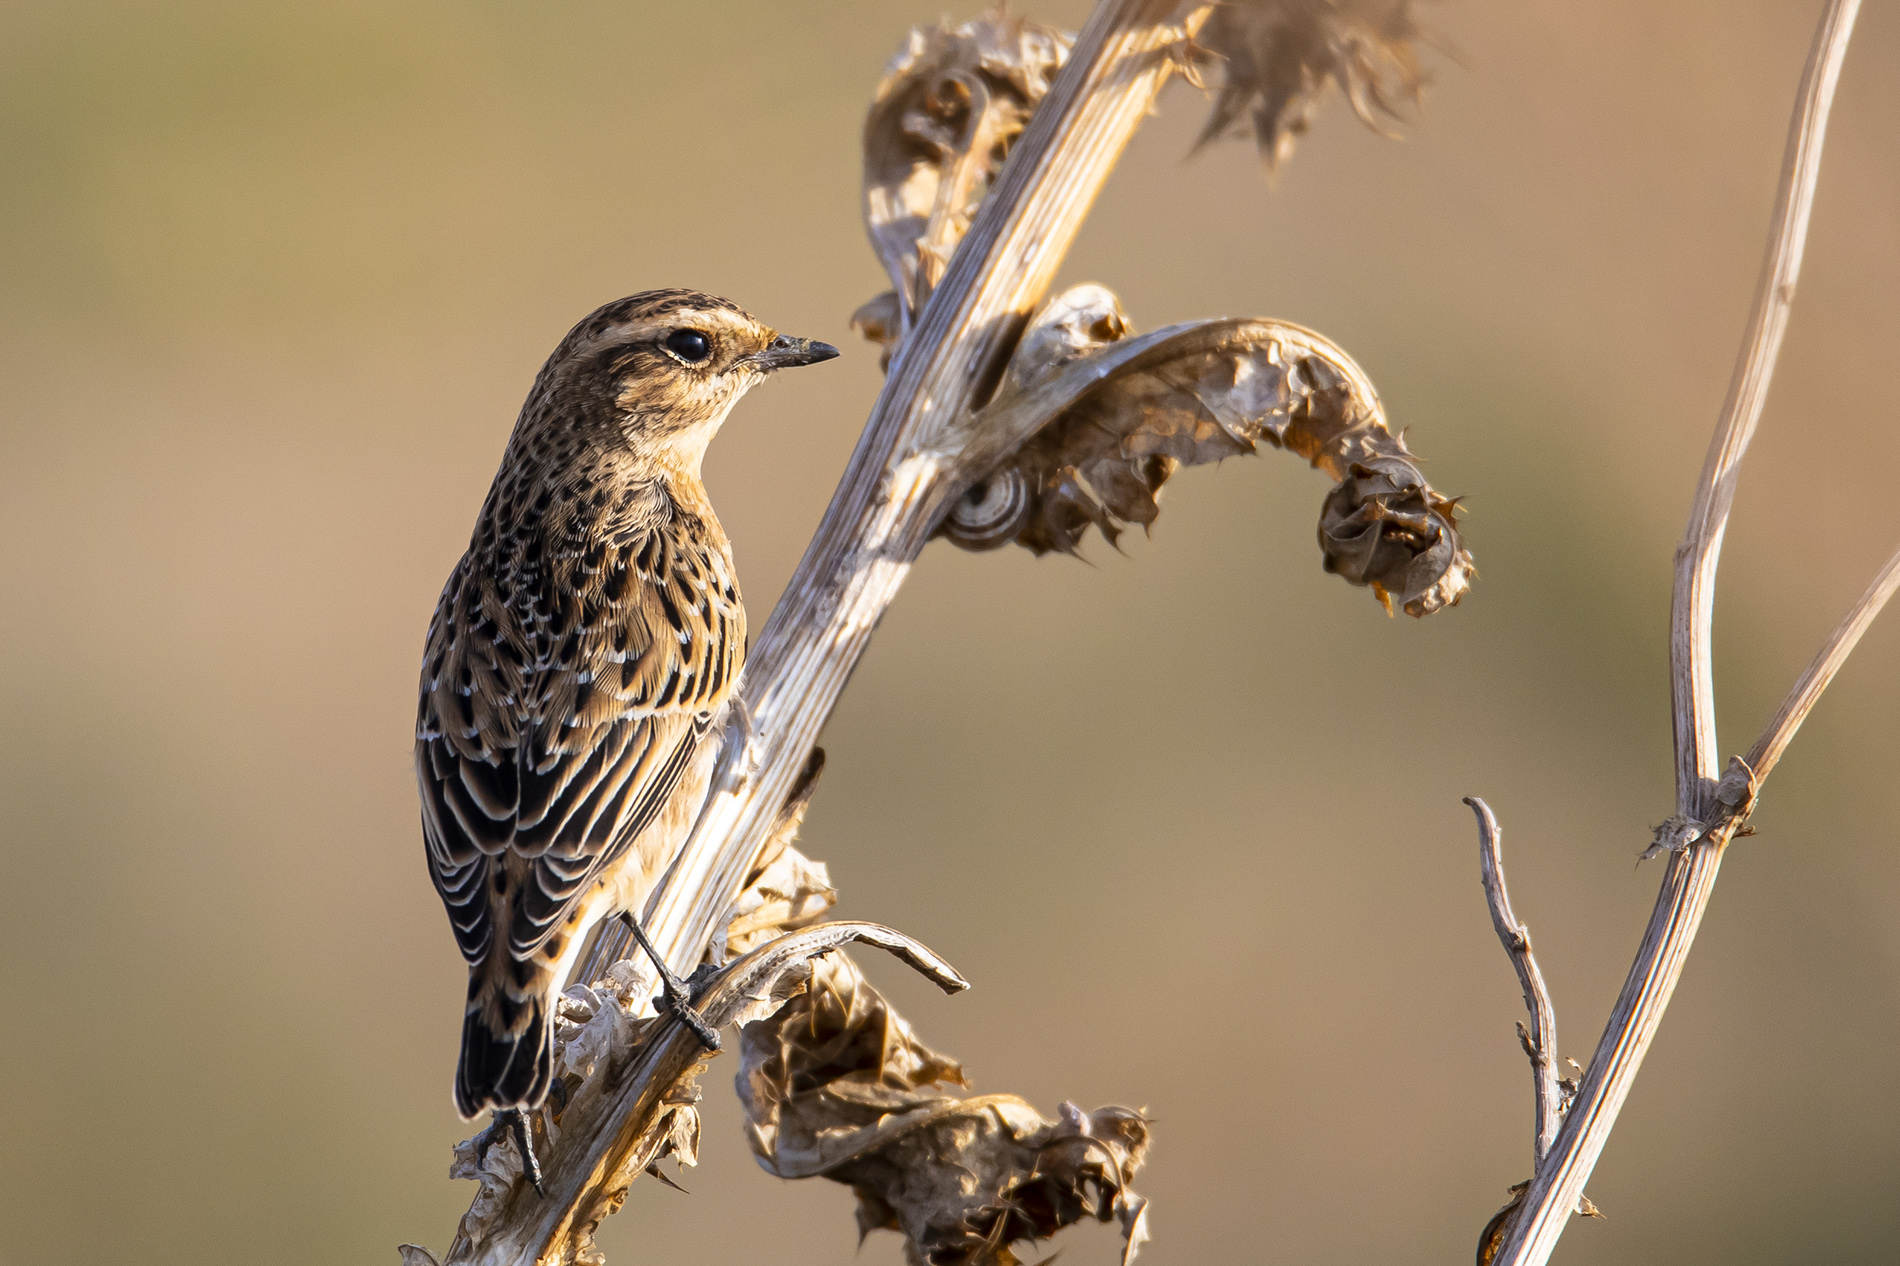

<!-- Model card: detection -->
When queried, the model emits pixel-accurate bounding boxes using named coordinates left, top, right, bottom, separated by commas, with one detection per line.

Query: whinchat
left=415, top=290, right=837, bottom=1178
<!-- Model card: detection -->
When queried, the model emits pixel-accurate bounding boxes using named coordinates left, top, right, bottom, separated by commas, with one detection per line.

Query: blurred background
left=3, top=1, right=1897, bottom=1262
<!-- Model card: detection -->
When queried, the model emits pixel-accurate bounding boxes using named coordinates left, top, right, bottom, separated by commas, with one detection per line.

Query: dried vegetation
left=739, top=953, right=1152, bottom=1266
left=856, top=3, right=1467, bottom=616
left=407, top=3, right=1457, bottom=1263
left=409, top=3, right=1900, bottom=1264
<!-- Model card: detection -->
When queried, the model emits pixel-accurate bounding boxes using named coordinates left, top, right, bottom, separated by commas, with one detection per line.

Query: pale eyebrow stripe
left=581, top=310, right=756, bottom=357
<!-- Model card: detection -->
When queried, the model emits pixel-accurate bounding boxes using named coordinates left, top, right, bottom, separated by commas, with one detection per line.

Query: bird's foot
left=657, top=969, right=723, bottom=1052
left=480, top=1107, right=545, bottom=1198
left=619, top=911, right=722, bottom=1053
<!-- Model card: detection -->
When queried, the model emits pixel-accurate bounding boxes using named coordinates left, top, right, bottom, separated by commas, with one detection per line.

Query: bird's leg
left=619, top=911, right=722, bottom=1052
left=490, top=1107, right=545, bottom=1198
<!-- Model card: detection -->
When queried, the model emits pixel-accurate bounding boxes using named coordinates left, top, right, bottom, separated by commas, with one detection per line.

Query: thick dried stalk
left=1466, top=798, right=1561, bottom=1167
left=1492, top=3, right=1862, bottom=1262
left=639, top=0, right=1205, bottom=1008
left=436, top=4, right=1210, bottom=1259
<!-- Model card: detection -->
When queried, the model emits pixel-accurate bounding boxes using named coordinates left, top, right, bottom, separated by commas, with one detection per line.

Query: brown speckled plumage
left=416, top=290, right=836, bottom=1119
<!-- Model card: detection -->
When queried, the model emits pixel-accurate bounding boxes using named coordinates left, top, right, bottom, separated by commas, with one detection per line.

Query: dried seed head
left=1319, top=456, right=1472, bottom=617
left=1193, top=0, right=1430, bottom=171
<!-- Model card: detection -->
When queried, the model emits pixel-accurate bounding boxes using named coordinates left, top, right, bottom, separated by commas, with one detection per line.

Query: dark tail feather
left=454, top=996, right=553, bottom=1120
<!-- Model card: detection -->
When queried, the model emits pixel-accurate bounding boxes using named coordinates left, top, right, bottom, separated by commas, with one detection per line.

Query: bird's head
left=531, top=289, right=839, bottom=475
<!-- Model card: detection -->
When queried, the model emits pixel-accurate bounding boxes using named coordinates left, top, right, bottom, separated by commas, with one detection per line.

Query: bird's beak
left=749, top=334, right=841, bottom=372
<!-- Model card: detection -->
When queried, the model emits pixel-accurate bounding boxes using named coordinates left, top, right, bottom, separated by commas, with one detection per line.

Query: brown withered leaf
left=723, top=845, right=837, bottom=958
left=739, top=952, right=1151, bottom=1266
left=863, top=11, right=1072, bottom=332
left=941, top=284, right=1473, bottom=617
left=1193, top=0, right=1430, bottom=170
left=724, top=748, right=837, bottom=959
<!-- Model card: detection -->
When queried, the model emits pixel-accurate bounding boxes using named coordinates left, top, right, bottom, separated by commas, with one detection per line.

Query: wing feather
left=416, top=495, right=743, bottom=970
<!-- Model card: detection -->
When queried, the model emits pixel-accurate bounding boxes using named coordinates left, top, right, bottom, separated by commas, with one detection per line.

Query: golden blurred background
left=3, top=1, right=1897, bottom=1261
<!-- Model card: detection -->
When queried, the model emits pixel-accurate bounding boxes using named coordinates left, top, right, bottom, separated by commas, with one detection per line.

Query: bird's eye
left=664, top=329, right=711, bottom=364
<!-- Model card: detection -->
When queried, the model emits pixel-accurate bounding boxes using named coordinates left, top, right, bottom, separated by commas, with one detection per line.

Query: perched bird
left=415, top=290, right=838, bottom=1174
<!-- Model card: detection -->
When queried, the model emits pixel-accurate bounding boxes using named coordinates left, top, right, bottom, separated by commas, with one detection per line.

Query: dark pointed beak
left=750, top=334, right=840, bottom=372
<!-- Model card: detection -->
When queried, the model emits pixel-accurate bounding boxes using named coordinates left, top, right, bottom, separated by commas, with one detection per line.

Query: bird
left=415, top=289, right=838, bottom=1186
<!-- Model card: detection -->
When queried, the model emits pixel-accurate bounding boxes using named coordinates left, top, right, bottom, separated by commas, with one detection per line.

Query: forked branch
left=1478, top=4, right=1879, bottom=1263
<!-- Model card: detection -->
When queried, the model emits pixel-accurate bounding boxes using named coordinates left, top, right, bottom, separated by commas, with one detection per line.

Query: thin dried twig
left=1488, top=3, right=1865, bottom=1263
left=1468, top=796, right=1599, bottom=1266
left=1745, top=540, right=1900, bottom=783
left=1670, top=0, right=1862, bottom=809
left=1464, top=798, right=1560, bottom=1166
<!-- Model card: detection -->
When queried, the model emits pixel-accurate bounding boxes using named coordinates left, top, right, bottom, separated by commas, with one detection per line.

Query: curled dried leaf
left=738, top=952, right=968, bottom=1173
left=864, top=11, right=1072, bottom=331
left=724, top=748, right=836, bottom=958
left=565, top=1094, right=703, bottom=1266
left=1193, top=0, right=1429, bottom=170
left=942, top=284, right=1473, bottom=617
left=447, top=1117, right=531, bottom=1250
left=724, top=845, right=837, bottom=957
left=739, top=952, right=1151, bottom=1266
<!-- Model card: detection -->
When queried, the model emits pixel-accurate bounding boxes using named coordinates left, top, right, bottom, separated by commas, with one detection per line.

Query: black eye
left=664, top=329, right=711, bottom=363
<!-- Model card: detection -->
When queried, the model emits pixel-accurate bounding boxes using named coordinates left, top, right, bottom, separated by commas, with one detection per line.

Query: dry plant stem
left=452, top=3, right=1207, bottom=1258
left=1494, top=4, right=1861, bottom=1262
left=1746, top=541, right=1900, bottom=782
left=634, top=0, right=1199, bottom=1068
left=1465, top=797, right=1560, bottom=1166
left=1671, top=0, right=1862, bottom=806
